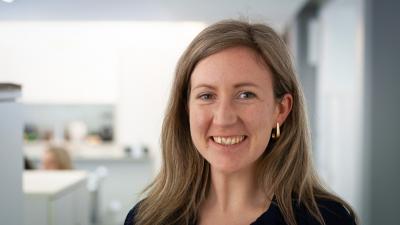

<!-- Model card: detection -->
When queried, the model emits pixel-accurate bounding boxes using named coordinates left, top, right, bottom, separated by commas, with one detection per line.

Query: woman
left=125, top=20, right=358, bottom=225
left=41, top=146, right=73, bottom=170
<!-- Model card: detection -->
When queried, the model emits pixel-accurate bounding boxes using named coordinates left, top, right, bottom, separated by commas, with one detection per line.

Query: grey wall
left=313, top=0, right=364, bottom=212
left=293, top=2, right=319, bottom=150
left=363, top=0, right=400, bottom=224
left=0, top=97, right=23, bottom=225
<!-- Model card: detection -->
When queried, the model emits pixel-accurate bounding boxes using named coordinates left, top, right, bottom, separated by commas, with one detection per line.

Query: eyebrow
left=234, top=82, right=260, bottom=89
left=192, top=82, right=260, bottom=91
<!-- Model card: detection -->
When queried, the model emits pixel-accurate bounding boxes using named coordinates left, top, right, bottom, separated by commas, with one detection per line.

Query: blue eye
left=198, top=93, right=214, bottom=100
left=238, top=91, right=256, bottom=99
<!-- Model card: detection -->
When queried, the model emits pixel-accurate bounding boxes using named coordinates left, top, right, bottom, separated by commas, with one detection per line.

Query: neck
left=205, top=165, right=268, bottom=213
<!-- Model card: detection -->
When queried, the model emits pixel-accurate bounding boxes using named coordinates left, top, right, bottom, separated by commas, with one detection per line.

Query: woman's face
left=42, top=151, right=59, bottom=170
left=188, top=46, right=282, bottom=174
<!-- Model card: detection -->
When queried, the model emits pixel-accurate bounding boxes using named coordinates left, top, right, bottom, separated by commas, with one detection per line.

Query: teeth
left=212, top=135, right=245, bottom=145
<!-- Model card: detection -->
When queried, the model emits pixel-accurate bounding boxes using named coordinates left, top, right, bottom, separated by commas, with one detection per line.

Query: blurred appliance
left=67, top=120, right=88, bottom=143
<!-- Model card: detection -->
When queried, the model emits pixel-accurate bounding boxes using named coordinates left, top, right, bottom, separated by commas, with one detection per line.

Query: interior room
left=1, top=0, right=399, bottom=225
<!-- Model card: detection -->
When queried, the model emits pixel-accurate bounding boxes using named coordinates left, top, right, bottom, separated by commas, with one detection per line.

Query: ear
left=275, top=93, right=293, bottom=126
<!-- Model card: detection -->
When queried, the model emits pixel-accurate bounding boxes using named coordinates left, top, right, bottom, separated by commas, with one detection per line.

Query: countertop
left=24, top=141, right=150, bottom=163
left=23, top=170, right=87, bottom=199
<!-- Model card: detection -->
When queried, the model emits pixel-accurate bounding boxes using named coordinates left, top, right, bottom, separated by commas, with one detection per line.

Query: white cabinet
left=23, top=171, right=89, bottom=225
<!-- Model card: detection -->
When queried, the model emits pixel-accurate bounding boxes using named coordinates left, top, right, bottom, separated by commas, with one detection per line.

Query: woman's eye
left=238, top=92, right=256, bottom=99
left=198, top=93, right=214, bottom=100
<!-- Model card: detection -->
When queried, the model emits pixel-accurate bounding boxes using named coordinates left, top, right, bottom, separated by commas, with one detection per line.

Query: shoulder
left=124, top=202, right=141, bottom=225
left=254, top=198, right=356, bottom=225
left=316, top=199, right=356, bottom=225
left=295, top=198, right=356, bottom=225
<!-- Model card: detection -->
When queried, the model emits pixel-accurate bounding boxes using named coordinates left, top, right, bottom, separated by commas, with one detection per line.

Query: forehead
left=190, top=46, right=273, bottom=88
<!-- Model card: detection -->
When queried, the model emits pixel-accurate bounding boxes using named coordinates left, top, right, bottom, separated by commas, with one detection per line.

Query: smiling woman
left=188, top=46, right=292, bottom=176
left=124, top=20, right=358, bottom=225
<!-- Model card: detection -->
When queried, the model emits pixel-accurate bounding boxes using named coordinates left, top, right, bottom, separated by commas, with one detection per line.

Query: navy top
left=124, top=198, right=356, bottom=225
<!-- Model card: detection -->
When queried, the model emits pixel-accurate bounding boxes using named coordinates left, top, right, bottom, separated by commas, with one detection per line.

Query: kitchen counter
left=24, top=141, right=150, bottom=163
left=24, top=141, right=154, bottom=225
left=23, top=170, right=88, bottom=198
left=23, top=170, right=90, bottom=225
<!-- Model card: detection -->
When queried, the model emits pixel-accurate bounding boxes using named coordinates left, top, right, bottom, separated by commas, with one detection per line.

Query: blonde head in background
left=42, top=146, right=73, bottom=170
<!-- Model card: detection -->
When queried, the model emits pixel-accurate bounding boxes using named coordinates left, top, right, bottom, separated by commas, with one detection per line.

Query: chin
left=209, top=160, right=251, bottom=174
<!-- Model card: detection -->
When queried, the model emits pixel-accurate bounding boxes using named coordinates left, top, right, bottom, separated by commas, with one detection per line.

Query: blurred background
left=0, top=0, right=399, bottom=225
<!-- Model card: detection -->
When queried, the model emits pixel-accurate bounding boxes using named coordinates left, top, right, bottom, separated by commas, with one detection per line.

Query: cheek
left=189, top=105, right=211, bottom=144
left=242, top=104, right=275, bottom=143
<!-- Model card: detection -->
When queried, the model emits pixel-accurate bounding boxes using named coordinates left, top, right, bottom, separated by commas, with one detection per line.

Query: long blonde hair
left=135, top=20, right=357, bottom=225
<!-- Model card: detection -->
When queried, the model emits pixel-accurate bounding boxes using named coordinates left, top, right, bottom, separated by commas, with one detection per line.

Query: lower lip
left=208, top=137, right=248, bottom=151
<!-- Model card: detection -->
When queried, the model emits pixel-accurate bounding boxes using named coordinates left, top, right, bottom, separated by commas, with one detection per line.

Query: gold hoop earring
left=272, top=122, right=280, bottom=139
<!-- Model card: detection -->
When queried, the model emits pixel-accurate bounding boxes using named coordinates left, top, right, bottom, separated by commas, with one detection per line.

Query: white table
left=23, top=171, right=89, bottom=225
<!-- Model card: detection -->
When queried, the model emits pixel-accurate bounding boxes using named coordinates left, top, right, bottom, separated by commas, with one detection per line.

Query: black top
left=124, top=198, right=356, bottom=225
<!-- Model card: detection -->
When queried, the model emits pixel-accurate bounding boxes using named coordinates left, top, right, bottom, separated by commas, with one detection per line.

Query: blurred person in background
left=125, top=20, right=358, bottom=225
left=24, top=156, right=35, bottom=170
left=41, top=146, right=73, bottom=170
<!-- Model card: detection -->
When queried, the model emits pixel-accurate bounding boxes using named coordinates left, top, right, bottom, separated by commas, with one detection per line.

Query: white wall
left=0, top=21, right=206, bottom=172
left=316, top=0, right=363, bottom=212
left=114, top=22, right=206, bottom=172
left=0, top=22, right=119, bottom=104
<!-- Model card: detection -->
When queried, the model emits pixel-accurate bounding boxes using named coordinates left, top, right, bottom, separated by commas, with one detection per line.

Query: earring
left=272, top=122, right=280, bottom=139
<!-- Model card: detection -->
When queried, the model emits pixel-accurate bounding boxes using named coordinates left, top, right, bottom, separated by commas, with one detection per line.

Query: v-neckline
left=250, top=197, right=281, bottom=225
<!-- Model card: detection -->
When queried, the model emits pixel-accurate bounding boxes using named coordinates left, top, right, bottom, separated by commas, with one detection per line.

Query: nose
left=213, top=98, right=238, bottom=127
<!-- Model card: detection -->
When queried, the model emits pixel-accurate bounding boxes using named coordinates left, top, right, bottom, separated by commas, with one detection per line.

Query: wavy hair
left=134, top=20, right=357, bottom=225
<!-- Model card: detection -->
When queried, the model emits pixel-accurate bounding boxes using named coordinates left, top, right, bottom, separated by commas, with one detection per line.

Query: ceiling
left=0, top=0, right=307, bottom=32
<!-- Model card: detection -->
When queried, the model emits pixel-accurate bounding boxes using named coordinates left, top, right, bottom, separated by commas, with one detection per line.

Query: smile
left=212, top=135, right=246, bottom=145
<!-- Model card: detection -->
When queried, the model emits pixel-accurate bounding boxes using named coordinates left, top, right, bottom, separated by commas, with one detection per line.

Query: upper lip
left=209, top=135, right=247, bottom=138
